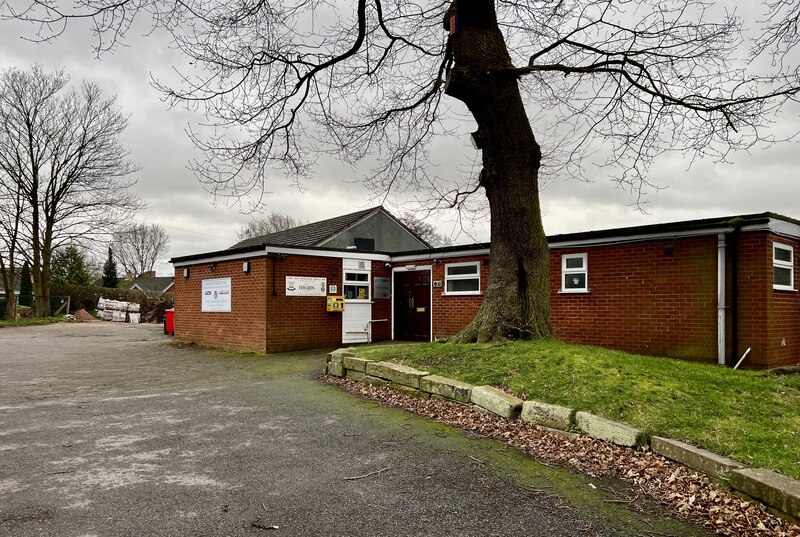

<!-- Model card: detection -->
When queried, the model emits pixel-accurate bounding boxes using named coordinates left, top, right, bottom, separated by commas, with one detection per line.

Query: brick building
left=170, top=209, right=800, bottom=369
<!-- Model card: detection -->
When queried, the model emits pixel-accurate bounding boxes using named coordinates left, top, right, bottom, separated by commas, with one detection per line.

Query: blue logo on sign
left=214, top=291, right=218, bottom=299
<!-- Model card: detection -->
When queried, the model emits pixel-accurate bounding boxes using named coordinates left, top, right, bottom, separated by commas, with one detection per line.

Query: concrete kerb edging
left=324, top=348, right=800, bottom=522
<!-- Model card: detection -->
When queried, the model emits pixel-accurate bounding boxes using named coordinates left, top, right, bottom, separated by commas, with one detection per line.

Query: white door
left=342, top=259, right=372, bottom=344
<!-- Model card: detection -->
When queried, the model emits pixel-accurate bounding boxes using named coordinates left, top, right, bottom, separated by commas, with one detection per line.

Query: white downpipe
left=717, top=233, right=726, bottom=365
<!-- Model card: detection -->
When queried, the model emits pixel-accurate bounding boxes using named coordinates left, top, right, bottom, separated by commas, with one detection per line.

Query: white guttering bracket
left=717, top=233, right=726, bottom=366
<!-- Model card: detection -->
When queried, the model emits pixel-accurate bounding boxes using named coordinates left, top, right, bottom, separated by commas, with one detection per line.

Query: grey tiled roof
left=230, top=207, right=381, bottom=249
left=127, top=277, right=174, bottom=292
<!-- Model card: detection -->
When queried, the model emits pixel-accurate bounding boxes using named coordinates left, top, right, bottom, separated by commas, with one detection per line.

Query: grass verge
left=359, top=340, right=800, bottom=479
left=0, top=316, right=68, bottom=328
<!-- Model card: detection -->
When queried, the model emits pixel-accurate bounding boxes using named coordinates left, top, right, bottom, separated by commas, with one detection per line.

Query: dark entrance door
left=394, top=270, right=431, bottom=341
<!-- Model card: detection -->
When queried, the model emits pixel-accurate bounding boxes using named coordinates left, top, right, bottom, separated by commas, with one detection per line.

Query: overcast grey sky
left=1, top=4, right=798, bottom=276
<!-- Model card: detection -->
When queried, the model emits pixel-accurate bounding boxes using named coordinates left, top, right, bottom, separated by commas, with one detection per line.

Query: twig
left=343, top=467, right=391, bottom=481
left=467, top=455, right=484, bottom=464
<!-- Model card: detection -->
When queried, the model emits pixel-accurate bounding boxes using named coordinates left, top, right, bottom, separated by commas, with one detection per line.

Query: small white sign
left=374, top=277, right=390, bottom=299
left=286, top=276, right=327, bottom=297
left=202, top=277, right=232, bottom=312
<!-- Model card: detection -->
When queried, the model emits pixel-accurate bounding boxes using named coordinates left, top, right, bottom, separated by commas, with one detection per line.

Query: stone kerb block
left=327, top=361, right=344, bottom=377
left=650, top=437, right=744, bottom=479
left=420, top=375, right=473, bottom=404
left=346, top=370, right=367, bottom=382
left=328, top=348, right=358, bottom=363
left=521, top=401, right=574, bottom=431
left=575, top=412, right=643, bottom=447
left=365, top=362, right=430, bottom=389
left=343, top=356, right=372, bottom=373
left=729, top=468, right=800, bottom=519
left=470, top=386, right=523, bottom=419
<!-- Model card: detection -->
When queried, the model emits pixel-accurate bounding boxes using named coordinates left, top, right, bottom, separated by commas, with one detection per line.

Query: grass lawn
left=0, top=316, right=67, bottom=328
left=359, top=340, right=800, bottom=480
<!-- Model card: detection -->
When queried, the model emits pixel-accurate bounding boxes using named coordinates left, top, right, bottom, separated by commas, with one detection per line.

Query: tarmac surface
left=0, top=322, right=709, bottom=536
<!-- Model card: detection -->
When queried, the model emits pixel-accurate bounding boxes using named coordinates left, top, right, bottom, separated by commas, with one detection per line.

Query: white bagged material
left=128, top=313, right=140, bottom=324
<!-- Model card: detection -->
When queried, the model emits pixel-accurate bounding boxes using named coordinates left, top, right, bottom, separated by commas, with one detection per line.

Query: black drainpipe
left=729, top=224, right=741, bottom=366
left=269, top=253, right=288, bottom=296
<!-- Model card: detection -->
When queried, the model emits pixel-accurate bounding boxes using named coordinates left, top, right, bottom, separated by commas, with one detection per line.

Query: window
left=773, top=242, right=795, bottom=291
left=444, top=262, right=480, bottom=295
left=561, top=253, right=588, bottom=293
left=344, top=271, right=370, bottom=300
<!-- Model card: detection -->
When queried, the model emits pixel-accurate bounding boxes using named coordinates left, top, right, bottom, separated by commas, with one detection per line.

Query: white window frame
left=561, top=253, right=588, bottom=293
left=773, top=242, right=795, bottom=291
left=443, top=261, right=481, bottom=296
left=343, top=270, right=372, bottom=302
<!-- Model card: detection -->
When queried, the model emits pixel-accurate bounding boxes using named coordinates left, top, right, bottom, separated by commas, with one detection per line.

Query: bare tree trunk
left=0, top=258, right=16, bottom=319
left=445, top=0, right=551, bottom=342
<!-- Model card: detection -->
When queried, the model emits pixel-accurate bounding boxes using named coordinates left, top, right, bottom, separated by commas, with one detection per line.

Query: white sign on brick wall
left=285, top=276, right=326, bottom=296
left=202, top=277, right=232, bottom=312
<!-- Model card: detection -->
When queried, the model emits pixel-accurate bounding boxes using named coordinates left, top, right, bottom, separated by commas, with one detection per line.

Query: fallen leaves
left=323, top=375, right=800, bottom=537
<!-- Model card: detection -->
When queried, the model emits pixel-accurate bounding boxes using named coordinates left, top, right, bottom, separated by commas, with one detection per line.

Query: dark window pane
left=345, top=272, right=368, bottom=282
left=447, top=264, right=478, bottom=276
left=774, top=246, right=792, bottom=263
left=446, top=278, right=479, bottom=292
left=564, top=273, right=586, bottom=290
left=565, top=257, right=584, bottom=269
left=774, top=267, right=792, bottom=287
left=344, top=285, right=370, bottom=299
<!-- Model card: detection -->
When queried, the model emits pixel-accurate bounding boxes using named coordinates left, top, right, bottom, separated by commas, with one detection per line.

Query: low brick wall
left=326, top=348, right=800, bottom=522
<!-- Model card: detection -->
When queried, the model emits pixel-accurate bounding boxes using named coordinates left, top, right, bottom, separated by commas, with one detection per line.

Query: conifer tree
left=19, top=261, right=32, bottom=307
left=102, top=247, right=119, bottom=288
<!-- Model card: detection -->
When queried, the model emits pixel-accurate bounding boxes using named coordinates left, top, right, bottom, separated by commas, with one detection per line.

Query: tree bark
left=445, top=0, right=551, bottom=341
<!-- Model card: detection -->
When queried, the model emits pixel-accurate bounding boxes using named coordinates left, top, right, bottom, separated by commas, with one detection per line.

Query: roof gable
left=229, top=206, right=429, bottom=251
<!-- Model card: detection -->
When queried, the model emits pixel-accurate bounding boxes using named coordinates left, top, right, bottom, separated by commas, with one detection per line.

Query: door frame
left=391, top=265, right=433, bottom=342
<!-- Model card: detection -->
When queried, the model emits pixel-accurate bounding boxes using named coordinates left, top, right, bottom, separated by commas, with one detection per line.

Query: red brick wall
left=769, top=232, right=800, bottom=368
left=172, top=257, right=268, bottom=352
left=738, top=232, right=800, bottom=369
left=432, top=256, right=490, bottom=339
left=550, top=237, right=720, bottom=362
left=264, top=254, right=343, bottom=353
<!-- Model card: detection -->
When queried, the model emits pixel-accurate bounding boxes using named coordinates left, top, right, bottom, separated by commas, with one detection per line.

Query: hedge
left=51, top=283, right=173, bottom=323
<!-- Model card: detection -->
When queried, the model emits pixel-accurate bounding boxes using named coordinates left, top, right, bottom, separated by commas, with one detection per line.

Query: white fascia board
left=265, top=246, right=392, bottom=261
left=172, top=248, right=268, bottom=267
left=173, top=246, right=392, bottom=267
left=390, top=248, right=491, bottom=263
left=548, top=226, right=737, bottom=249
left=767, top=218, right=800, bottom=239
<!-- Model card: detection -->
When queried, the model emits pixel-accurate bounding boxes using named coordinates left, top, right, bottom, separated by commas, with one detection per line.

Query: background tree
left=102, top=247, right=120, bottom=288
left=19, top=261, right=33, bottom=308
left=9, top=1, right=800, bottom=339
left=51, top=245, right=93, bottom=285
left=113, top=223, right=170, bottom=278
left=235, top=213, right=305, bottom=243
left=0, top=66, right=141, bottom=316
left=399, top=213, right=452, bottom=248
